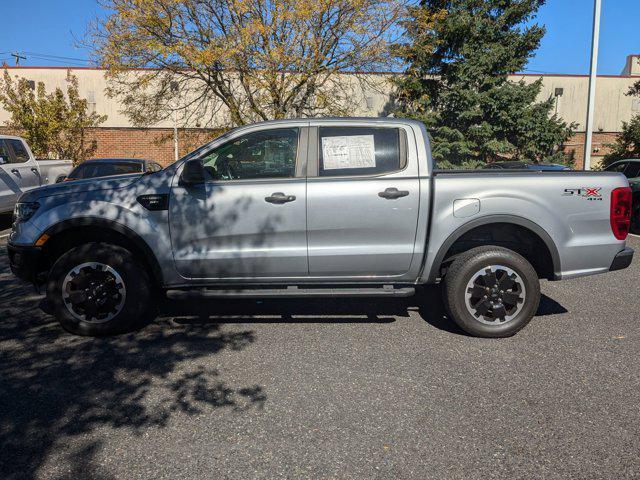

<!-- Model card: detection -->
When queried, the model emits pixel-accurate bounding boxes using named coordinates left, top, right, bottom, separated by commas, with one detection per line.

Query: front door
left=169, top=126, right=308, bottom=280
left=306, top=125, right=420, bottom=279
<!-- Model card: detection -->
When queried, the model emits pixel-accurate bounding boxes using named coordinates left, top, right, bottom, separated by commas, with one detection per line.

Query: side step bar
left=166, top=286, right=416, bottom=299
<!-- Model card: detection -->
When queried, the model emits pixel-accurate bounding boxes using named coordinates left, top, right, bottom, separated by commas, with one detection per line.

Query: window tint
left=624, top=162, right=640, bottom=179
left=70, top=162, right=143, bottom=179
left=8, top=139, right=30, bottom=163
left=201, top=128, right=298, bottom=181
left=318, top=127, right=401, bottom=177
left=0, top=140, right=10, bottom=165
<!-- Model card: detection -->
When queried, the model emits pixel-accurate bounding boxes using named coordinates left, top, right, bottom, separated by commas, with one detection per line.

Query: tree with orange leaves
left=89, top=0, right=404, bottom=128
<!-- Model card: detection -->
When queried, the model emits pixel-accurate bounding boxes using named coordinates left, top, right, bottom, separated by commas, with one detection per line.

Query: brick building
left=1, top=54, right=639, bottom=168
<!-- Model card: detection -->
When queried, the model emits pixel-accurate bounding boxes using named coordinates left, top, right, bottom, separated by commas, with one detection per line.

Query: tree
left=0, top=70, right=107, bottom=164
left=89, top=0, right=403, bottom=128
left=394, top=0, right=574, bottom=168
left=603, top=78, right=640, bottom=166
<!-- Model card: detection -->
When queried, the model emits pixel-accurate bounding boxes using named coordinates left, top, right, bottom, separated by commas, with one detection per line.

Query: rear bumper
left=610, top=247, right=634, bottom=272
left=7, top=243, right=44, bottom=283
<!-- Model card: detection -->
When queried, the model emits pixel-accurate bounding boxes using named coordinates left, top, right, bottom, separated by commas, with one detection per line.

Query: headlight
left=13, top=202, right=40, bottom=223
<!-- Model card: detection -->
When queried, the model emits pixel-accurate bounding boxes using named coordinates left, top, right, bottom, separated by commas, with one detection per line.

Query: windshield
left=69, top=162, right=143, bottom=179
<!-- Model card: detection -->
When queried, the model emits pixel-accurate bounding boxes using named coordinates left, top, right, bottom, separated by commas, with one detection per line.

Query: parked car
left=483, top=161, right=570, bottom=170
left=65, top=158, right=163, bottom=181
left=604, top=159, right=640, bottom=233
left=0, top=135, right=72, bottom=214
left=7, top=118, right=633, bottom=338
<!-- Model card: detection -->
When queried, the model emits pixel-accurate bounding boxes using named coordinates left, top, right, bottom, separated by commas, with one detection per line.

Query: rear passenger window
left=318, top=127, right=403, bottom=177
left=8, top=139, right=30, bottom=163
left=0, top=140, right=10, bottom=165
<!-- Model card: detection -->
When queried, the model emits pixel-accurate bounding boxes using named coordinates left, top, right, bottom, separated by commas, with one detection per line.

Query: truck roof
left=229, top=117, right=424, bottom=131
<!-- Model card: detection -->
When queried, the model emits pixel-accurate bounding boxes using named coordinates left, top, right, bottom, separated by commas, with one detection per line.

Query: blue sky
left=0, top=0, right=638, bottom=75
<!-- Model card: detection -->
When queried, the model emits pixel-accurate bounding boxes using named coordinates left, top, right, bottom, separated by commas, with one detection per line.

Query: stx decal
left=562, top=187, right=603, bottom=201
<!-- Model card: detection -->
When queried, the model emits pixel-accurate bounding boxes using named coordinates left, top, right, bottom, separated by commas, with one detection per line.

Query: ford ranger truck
left=6, top=118, right=634, bottom=337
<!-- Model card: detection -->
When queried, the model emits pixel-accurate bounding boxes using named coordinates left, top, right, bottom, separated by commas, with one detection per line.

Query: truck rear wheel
left=46, top=242, right=154, bottom=336
left=442, top=246, right=540, bottom=338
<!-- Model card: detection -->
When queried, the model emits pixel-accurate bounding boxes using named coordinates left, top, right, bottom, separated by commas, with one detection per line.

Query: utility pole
left=583, top=0, right=602, bottom=170
left=170, top=81, right=179, bottom=161
left=11, top=52, right=26, bottom=66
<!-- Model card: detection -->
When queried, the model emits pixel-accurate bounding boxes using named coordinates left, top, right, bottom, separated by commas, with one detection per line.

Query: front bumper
left=7, top=243, right=44, bottom=283
left=609, top=247, right=634, bottom=272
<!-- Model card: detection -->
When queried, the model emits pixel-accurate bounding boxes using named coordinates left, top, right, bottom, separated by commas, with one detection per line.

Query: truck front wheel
left=442, top=246, right=540, bottom=338
left=47, top=243, right=154, bottom=336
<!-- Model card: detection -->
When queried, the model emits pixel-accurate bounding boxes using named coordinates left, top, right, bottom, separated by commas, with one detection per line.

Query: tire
left=46, top=242, right=154, bottom=336
left=442, top=246, right=540, bottom=338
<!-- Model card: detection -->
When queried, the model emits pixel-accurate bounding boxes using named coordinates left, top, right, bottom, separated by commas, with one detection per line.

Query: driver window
left=201, top=128, right=298, bottom=181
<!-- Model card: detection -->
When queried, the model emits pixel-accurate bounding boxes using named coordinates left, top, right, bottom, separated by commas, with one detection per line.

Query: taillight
left=610, top=187, right=632, bottom=240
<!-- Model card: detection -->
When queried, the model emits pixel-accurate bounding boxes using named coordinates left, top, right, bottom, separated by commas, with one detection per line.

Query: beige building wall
left=0, top=67, right=395, bottom=128
left=1, top=66, right=638, bottom=133
left=514, top=73, right=639, bottom=132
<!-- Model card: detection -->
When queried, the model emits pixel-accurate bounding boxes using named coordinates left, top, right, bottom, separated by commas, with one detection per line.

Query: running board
left=166, top=285, right=416, bottom=299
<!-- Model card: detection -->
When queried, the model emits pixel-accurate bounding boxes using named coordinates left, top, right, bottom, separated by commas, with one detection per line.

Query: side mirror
left=179, top=159, right=205, bottom=186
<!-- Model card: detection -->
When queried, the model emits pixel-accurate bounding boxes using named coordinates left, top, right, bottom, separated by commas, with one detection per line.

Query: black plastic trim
left=609, top=247, right=634, bottom=272
left=7, top=243, right=43, bottom=282
left=43, top=217, right=164, bottom=285
left=166, top=286, right=416, bottom=299
left=137, top=194, right=169, bottom=211
left=426, top=214, right=562, bottom=283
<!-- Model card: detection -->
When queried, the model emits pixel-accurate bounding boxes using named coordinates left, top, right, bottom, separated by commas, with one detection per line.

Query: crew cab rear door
left=169, top=124, right=309, bottom=280
left=305, top=122, right=420, bottom=279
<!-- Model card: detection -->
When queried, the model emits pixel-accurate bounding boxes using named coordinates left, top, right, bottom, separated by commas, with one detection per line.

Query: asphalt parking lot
left=1, top=213, right=639, bottom=480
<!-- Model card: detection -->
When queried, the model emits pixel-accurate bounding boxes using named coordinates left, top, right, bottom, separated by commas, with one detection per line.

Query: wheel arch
left=40, top=217, right=164, bottom=287
left=426, top=215, right=561, bottom=282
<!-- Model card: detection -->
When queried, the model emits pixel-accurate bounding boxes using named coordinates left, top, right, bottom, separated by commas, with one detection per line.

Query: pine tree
left=394, top=0, right=574, bottom=168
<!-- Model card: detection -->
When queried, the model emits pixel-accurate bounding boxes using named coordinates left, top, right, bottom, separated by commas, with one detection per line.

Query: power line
left=26, top=56, right=93, bottom=67
left=23, top=51, right=93, bottom=63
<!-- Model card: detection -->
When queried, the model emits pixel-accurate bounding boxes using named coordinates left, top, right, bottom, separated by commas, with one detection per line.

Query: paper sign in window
left=321, top=135, right=376, bottom=169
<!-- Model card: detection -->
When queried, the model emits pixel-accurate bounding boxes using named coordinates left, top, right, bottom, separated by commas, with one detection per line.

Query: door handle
left=31, top=167, right=39, bottom=175
left=378, top=187, right=409, bottom=199
left=265, top=192, right=296, bottom=204
left=11, top=169, right=19, bottom=175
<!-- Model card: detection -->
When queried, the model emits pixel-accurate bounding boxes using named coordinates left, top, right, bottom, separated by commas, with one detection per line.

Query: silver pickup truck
left=7, top=118, right=634, bottom=337
left=0, top=135, right=72, bottom=213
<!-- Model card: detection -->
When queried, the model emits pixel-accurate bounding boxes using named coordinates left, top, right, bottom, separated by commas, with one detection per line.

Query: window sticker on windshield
left=322, top=135, right=375, bottom=169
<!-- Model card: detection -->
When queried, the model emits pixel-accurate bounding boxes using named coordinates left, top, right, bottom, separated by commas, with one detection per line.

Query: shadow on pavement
left=161, top=286, right=568, bottom=337
left=0, top=245, right=569, bottom=479
left=0, top=255, right=264, bottom=479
